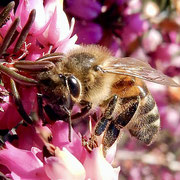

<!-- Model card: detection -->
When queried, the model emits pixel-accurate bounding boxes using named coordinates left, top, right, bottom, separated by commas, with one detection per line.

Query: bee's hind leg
left=83, top=95, right=118, bottom=152
left=101, top=121, right=120, bottom=156
left=103, top=96, right=139, bottom=155
left=94, top=95, right=118, bottom=136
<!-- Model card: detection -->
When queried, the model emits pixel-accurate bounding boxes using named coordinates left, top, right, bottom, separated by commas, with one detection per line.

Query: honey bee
left=0, top=45, right=179, bottom=153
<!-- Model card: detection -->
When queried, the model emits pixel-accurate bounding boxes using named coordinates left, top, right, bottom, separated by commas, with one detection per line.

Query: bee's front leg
left=37, top=93, right=47, bottom=125
left=10, top=81, right=55, bottom=154
left=10, top=79, right=33, bottom=125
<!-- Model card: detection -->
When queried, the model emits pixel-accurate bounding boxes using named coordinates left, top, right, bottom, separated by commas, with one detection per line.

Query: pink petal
left=0, top=94, right=22, bottom=129
left=154, top=43, right=179, bottom=62
left=73, top=20, right=103, bottom=44
left=0, top=143, right=48, bottom=179
left=106, top=141, right=118, bottom=163
left=0, top=85, right=37, bottom=130
left=142, top=29, right=162, bottom=52
left=44, top=147, right=86, bottom=180
left=66, top=0, right=101, bottom=20
left=15, top=0, right=46, bottom=34
left=50, top=121, right=85, bottom=162
left=37, top=0, right=75, bottom=48
left=16, top=125, right=44, bottom=151
left=55, top=34, right=78, bottom=53
left=83, top=145, right=120, bottom=180
left=48, top=7, right=70, bottom=43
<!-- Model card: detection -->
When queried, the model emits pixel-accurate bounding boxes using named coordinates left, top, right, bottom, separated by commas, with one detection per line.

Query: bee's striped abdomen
left=128, top=92, right=160, bottom=145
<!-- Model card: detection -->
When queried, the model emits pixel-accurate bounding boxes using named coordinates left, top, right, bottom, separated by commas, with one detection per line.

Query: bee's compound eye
left=67, top=76, right=80, bottom=98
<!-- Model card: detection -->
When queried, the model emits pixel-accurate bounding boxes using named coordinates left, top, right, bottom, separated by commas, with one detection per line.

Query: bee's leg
left=84, top=95, right=118, bottom=152
left=102, top=121, right=120, bottom=155
left=0, top=128, right=18, bottom=147
left=71, top=100, right=92, bottom=120
left=102, top=96, right=139, bottom=154
left=68, top=112, right=72, bottom=142
left=10, top=84, right=54, bottom=154
left=82, top=134, right=98, bottom=152
left=37, top=93, right=47, bottom=125
left=62, top=106, right=72, bottom=142
left=94, top=95, right=118, bottom=136
left=10, top=79, right=33, bottom=125
left=0, top=129, right=9, bottom=146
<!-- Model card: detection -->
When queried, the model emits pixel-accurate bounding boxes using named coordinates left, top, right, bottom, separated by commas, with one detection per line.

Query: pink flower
left=152, top=43, right=179, bottom=63
left=0, top=0, right=77, bottom=130
left=15, top=0, right=46, bottom=34
left=37, top=0, right=77, bottom=49
left=124, top=0, right=142, bottom=15
left=65, top=0, right=101, bottom=20
left=0, top=143, right=48, bottom=180
left=120, top=13, right=149, bottom=51
left=0, top=122, right=120, bottom=179
left=142, top=29, right=162, bottom=53
left=73, top=20, right=102, bottom=44
left=44, top=147, right=86, bottom=180
left=83, top=145, right=120, bottom=180
left=0, top=0, right=77, bottom=56
left=0, top=85, right=37, bottom=129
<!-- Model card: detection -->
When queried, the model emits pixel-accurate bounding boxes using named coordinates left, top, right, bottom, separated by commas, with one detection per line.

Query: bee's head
left=38, top=71, right=81, bottom=111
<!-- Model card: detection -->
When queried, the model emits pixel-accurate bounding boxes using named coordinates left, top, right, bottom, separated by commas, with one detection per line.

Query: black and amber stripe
left=128, top=92, right=160, bottom=145
left=102, top=96, right=139, bottom=149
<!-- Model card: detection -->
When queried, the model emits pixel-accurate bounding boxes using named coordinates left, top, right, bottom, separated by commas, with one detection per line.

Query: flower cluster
left=0, top=0, right=120, bottom=179
left=0, top=0, right=77, bottom=129
left=0, top=121, right=119, bottom=179
left=0, top=0, right=180, bottom=179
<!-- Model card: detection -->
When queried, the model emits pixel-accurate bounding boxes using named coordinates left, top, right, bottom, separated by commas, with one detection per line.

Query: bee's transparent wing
left=101, top=57, right=179, bottom=87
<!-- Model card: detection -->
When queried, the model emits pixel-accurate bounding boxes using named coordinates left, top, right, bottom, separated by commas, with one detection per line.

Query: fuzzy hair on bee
left=0, top=45, right=179, bottom=154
